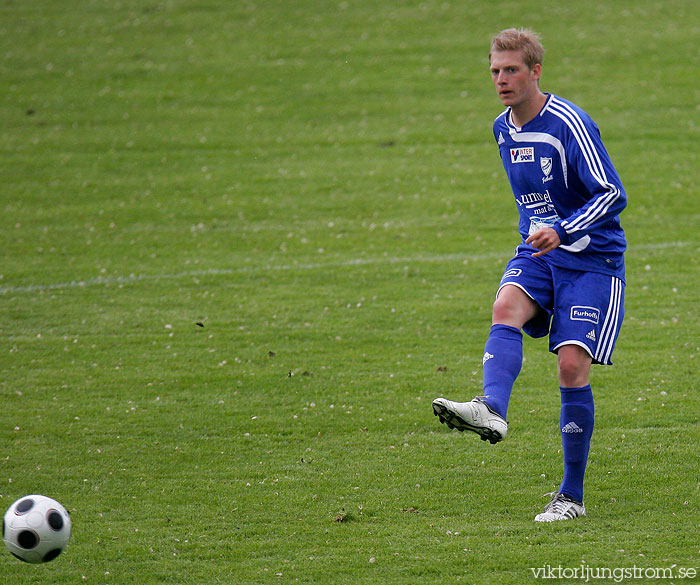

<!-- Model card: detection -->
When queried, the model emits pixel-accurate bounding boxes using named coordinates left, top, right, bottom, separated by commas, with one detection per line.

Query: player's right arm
left=526, top=227, right=561, bottom=257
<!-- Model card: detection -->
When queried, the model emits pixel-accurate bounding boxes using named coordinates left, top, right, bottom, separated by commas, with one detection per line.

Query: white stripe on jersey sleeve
left=546, top=98, right=621, bottom=234
left=549, top=97, right=608, bottom=182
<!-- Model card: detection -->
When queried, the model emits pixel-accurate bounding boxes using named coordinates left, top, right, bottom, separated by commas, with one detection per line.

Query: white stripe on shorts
left=595, top=277, right=623, bottom=364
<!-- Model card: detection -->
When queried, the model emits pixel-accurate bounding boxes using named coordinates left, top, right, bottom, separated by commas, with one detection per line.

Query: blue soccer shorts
left=497, top=251, right=625, bottom=365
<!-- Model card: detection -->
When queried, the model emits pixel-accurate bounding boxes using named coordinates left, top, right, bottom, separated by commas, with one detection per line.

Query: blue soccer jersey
left=493, top=93, right=627, bottom=279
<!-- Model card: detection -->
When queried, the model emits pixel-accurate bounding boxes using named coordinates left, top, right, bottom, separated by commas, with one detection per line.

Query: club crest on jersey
left=540, top=156, right=553, bottom=182
left=510, top=147, right=534, bottom=163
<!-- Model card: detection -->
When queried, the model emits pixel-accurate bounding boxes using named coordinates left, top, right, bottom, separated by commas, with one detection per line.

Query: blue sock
left=481, top=324, right=523, bottom=419
left=559, top=385, right=595, bottom=502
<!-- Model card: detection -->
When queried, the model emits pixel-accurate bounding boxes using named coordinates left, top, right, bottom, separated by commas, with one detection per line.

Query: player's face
left=490, top=50, right=541, bottom=108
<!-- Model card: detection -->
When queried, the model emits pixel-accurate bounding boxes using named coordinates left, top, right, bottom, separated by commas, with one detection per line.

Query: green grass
left=1, top=0, right=699, bottom=583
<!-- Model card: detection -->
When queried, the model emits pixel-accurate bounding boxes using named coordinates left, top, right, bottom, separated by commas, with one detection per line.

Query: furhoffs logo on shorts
left=570, top=306, right=600, bottom=324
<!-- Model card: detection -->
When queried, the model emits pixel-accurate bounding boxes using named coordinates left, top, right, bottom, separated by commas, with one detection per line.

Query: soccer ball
left=3, top=495, right=72, bottom=563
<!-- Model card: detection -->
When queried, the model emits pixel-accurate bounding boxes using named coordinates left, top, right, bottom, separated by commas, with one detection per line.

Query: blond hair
left=490, top=28, right=544, bottom=70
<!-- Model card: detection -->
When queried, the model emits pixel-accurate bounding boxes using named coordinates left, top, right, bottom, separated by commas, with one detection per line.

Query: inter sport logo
left=510, top=147, right=534, bottom=163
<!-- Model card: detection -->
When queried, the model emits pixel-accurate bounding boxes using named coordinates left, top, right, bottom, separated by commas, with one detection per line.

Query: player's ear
left=531, top=63, right=542, bottom=82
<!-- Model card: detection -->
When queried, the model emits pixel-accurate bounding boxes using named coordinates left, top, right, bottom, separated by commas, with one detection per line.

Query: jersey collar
left=507, top=93, right=554, bottom=131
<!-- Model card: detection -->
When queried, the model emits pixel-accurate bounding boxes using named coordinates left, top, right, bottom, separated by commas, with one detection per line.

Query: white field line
left=0, top=241, right=693, bottom=295
left=0, top=251, right=505, bottom=294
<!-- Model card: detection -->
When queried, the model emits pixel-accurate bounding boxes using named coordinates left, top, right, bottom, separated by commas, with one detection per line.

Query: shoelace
left=541, top=492, right=571, bottom=514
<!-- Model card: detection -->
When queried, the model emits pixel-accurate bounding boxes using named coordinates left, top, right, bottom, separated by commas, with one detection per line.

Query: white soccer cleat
left=432, top=396, right=508, bottom=444
left=534, top=492, right=586, bottom=522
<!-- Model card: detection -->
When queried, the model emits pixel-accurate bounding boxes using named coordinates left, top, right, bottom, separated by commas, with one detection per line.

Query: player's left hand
left=526, top=227, right=561, bottom=258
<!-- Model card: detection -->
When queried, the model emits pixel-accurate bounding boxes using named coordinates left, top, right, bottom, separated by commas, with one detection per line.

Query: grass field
left=1, top=1, right=699, bottom=583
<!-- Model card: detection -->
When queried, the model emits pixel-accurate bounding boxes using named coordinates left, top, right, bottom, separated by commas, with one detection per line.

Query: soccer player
left=432, top=28, right=626, bottom=522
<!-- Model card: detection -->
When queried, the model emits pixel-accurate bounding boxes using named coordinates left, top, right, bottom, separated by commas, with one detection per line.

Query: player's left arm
left=552, top=118, right=627, bottom=246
